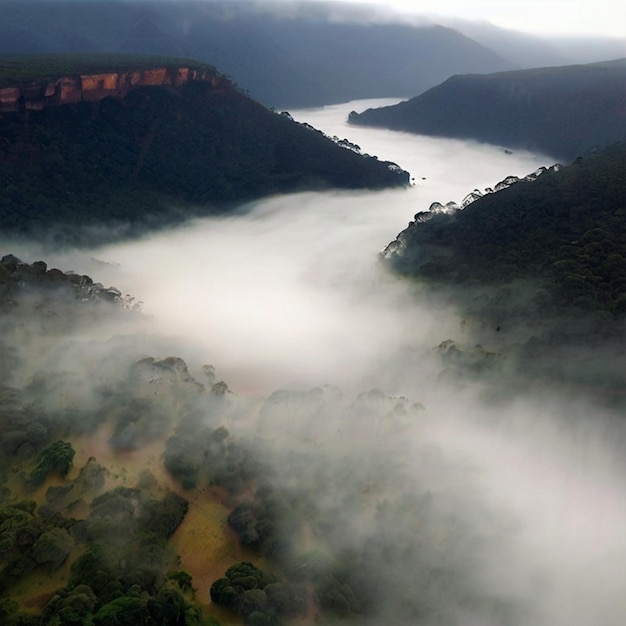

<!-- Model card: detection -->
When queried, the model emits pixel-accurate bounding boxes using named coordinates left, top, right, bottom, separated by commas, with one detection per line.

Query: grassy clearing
left=170, top=491, right=245, bottom=605
left=8, top=422, right=244, bottom=619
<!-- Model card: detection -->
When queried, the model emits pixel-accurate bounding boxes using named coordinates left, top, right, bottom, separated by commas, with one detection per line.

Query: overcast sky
left=295, top=0, right=626, bottom=38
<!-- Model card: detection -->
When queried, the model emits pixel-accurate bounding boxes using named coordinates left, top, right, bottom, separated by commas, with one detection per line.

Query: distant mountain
left=439, top=18, right=626, bottom=69
left=0, top=54, right=408, bottom=244
left=0, top=1, right=514, bottom=107
left=349, top=59, right=626, bottom=161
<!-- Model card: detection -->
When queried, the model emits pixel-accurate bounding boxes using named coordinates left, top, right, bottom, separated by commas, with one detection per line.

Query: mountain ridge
left=349, top=58, right=626, bottom=161
left=0, top=54, right=409, bottom=245
left=0, top=0, right=515, bottom=107
left=0, top=54, right=223, bottom=112
left=382, top=141, right=626, bottom=401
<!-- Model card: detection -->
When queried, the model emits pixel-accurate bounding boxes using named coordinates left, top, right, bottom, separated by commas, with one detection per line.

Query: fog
left=4, top=99, right=626, bottom=624
left=18, top=99, right=550, bottom=393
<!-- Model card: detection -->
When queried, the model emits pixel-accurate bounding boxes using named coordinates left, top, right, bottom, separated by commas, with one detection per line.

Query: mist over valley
left=1, top=3, right=625, bottom=624
left=2, top=97, right=625, bottom=625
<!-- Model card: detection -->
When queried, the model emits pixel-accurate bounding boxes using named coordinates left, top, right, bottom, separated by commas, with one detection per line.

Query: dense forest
left=0, top=54, right=408, bottom=245
left=0, top=255, right=305, bottom=625
left=383, top=142, right=626, bottom=402
left=349, top=59, right=626, bottom=161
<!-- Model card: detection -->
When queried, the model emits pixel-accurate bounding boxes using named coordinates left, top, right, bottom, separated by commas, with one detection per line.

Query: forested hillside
left=0, top=54, right=408, bottom=244
left=349, top=59, right=626, bottom=161
left=387, top=142, right=626, bottom=311
left=384, top=142, right=626, bottom=401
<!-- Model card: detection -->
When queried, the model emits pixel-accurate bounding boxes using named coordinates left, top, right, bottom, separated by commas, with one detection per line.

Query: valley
left=1, top=3, right=625, bottom=625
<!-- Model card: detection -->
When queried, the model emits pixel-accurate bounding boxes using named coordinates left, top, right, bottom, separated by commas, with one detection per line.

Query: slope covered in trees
left=0, top=255, right=215, bottom=624
left=386, top=142, right=626, bottom=312
left=0, top=54, right=408, bottom=244
left=349, top=59, right=626, bottom=161
left=384, top=143, right=626, bottom=400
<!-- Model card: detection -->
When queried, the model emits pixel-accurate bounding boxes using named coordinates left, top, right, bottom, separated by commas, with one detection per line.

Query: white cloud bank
left=289, top=0, right=626, bottom=37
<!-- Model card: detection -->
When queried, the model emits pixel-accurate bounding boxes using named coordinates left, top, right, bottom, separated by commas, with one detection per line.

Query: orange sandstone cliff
left=0, top=66, right=227, bottom=113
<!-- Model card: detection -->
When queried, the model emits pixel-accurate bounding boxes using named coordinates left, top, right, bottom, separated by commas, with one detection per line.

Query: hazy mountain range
left=1, top=0, right=624, bottom=107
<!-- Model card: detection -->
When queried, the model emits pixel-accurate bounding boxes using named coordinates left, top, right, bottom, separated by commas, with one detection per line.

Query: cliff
left=0, top=65, right=226, bottom=113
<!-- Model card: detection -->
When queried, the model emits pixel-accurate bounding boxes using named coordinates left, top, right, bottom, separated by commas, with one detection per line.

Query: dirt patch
left=11, top=556, right=72, bottom=612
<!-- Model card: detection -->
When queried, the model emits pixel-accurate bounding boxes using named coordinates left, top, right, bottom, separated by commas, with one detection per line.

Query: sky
left=296, top=0, right=626, bottom=38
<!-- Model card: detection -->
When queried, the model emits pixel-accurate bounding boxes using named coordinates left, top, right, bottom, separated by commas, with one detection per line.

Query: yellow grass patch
left=170, top=488, right=245, bottom=604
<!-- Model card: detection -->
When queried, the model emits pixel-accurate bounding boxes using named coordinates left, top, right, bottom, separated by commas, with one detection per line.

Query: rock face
left=0, top=66, right=224, bottom=113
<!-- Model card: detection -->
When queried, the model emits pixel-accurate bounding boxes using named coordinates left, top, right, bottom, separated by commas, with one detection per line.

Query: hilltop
left=349, top=59, right=626, bottom=161
left=386, top=142, right=626, bottom=312
left=0, top=54, right=408, bottom=244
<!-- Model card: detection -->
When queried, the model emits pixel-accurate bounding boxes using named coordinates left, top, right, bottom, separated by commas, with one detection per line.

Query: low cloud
left=2, top=115, right=623, bottom=624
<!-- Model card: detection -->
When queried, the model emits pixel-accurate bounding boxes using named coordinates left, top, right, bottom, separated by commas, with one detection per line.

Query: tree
left=167, top=570, right=194, bottom=593
left=92, top=596, right=149, bottom=626
left=210, top=578, right=238, bottom=609
left=41, top=585, right=97, bottom=626
left=32, top=528, right=74, bottom=571
left=30, top=441, right=75, bottom=485
left=147, top=588, right=187, bottom=626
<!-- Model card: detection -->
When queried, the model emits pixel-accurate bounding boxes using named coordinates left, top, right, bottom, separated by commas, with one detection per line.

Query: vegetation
left=0, top=54, right=408, bottom=244
left=29, top=441, right=75, bottom=487
left=384, top=142, right=626, bottom=400
left=349, top=59, right=626, bottom=160
left=0, top=256, right=213, bottom=623
left=210, top=561, right=305, bottom=625
left=387, top=143, right=626, bottom=313
left=0, top=254, right=515, bottom=625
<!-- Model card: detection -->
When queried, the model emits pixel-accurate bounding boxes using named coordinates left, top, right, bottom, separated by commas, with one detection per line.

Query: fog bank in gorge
left=25, top=100, right=552, bottom=392
left=2, top=101, right=624, bottom=624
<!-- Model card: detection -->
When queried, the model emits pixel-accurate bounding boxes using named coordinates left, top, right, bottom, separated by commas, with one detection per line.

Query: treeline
left=387, top=142, right=626, bottom=315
